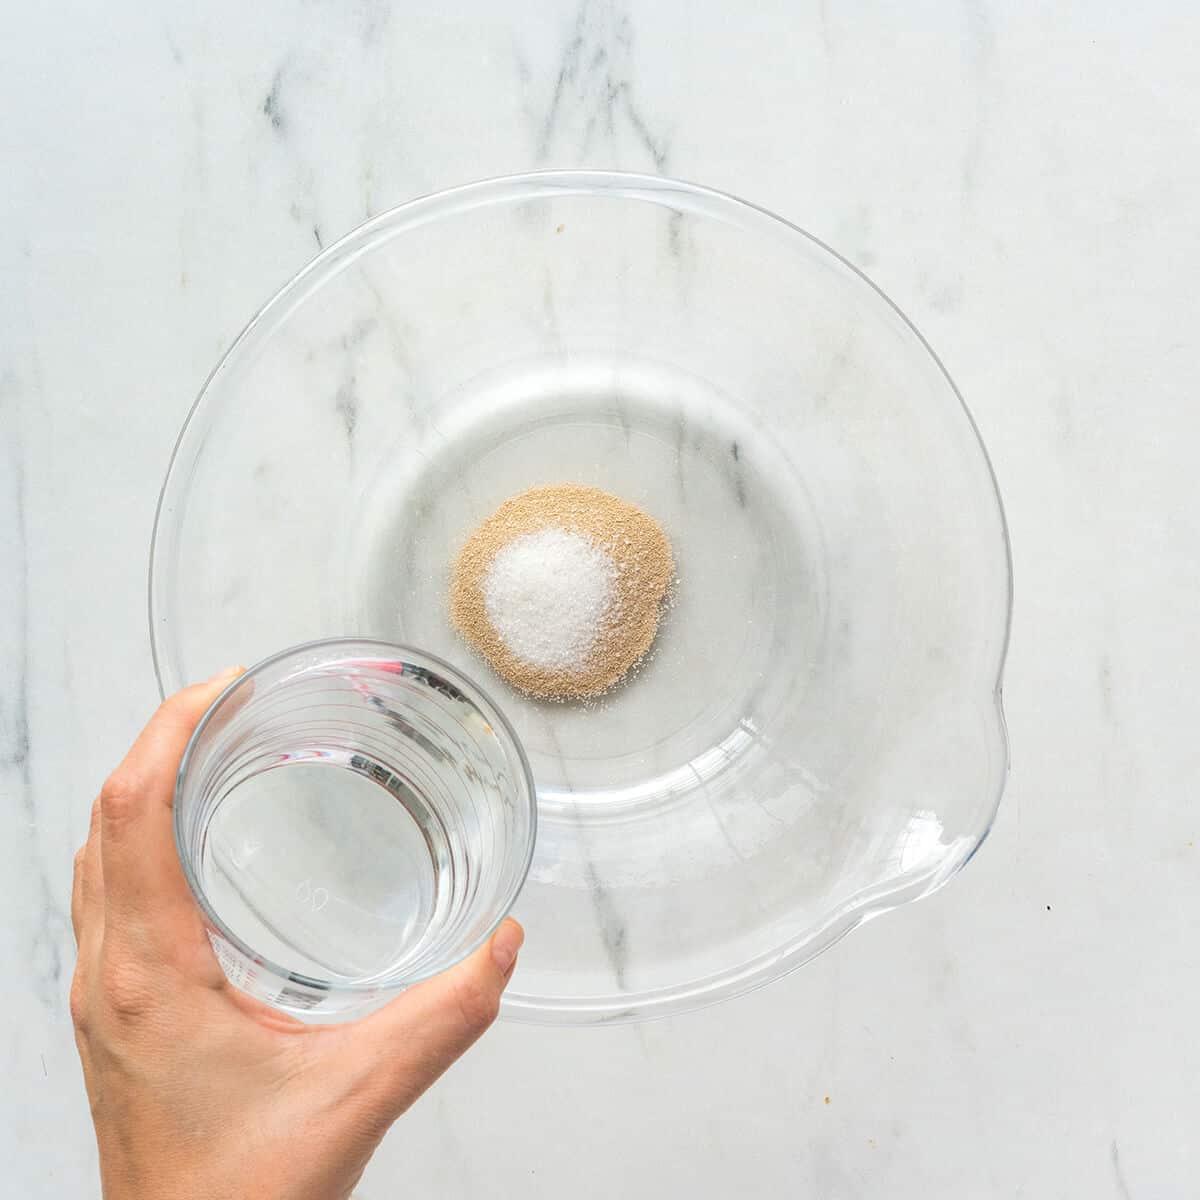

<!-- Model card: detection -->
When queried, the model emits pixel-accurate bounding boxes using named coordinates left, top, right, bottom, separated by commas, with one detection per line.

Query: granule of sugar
left=483, top=528, right=617, bottom=672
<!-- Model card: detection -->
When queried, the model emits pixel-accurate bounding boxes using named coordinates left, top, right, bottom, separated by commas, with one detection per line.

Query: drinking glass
left=174, top=638, right=536, bottom=1016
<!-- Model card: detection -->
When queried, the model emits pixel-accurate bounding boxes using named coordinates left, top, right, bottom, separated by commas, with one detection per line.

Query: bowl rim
left=149, top=169, right=1013, bottom=1024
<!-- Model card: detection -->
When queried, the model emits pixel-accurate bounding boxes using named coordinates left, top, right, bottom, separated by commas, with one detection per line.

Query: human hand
left=70, top=668, right=524, bottom=1200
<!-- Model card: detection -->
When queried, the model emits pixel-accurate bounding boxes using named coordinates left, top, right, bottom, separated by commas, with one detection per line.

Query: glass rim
left=173, top=636, right=539, bottom=996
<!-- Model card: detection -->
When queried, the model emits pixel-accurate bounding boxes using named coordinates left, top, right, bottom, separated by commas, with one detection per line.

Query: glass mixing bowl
left=151, top=171, right=1011, bottom=1024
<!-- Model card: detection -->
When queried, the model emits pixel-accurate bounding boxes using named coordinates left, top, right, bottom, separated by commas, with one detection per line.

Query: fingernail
left=209, top=665, right=245, bottom=683
left=491, top=919, right=524, bottom=973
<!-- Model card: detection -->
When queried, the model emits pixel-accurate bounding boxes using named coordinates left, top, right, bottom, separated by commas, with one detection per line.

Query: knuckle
left=99, top=771, right=142, bottom=826
left=68, top=973, right=90, bottom=1033
left=453, top=976, right=500, bottom=1034
left=98, top=953, right=155, bottom=1020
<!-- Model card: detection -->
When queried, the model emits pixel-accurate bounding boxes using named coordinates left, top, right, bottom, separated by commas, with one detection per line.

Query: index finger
left=100, top=667, right=244, bottom=933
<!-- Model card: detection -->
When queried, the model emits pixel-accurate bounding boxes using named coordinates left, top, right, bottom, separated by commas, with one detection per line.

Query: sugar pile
left=483, top=527, right=617, bottom=672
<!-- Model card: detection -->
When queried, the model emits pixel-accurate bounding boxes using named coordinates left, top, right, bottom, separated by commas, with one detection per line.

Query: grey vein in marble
left=1, top=370, right=69, bottom=1012
left=579, top=844, right=630, bottom=990
left=1110, top=1140, right=1134, bottom=1200
left=959, top=0, right=995, bottom=211
left=334, top=378, right=358, bottom=442
left=262, top=68, right=286, bottom=133
left=726, top=439, right=747, bottom=508
left=528, top=0, right=669, bottom=171
left=535, top=711, right=629, bottom=990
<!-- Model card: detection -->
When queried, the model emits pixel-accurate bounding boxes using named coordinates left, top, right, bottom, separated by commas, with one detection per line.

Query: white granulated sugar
left=483, top=527, right=617, bottom=672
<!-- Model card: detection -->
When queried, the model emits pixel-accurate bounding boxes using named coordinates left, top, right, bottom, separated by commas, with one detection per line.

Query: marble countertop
left=3, top=3, right=1197, bottom=1195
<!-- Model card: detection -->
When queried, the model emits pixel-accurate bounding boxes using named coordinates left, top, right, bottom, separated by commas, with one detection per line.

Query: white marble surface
left=3, top=2, right=1198, bottom=1195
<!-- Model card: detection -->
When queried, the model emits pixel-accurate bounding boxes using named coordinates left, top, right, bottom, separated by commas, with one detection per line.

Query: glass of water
left=175, top=639, right=536, bottom=1016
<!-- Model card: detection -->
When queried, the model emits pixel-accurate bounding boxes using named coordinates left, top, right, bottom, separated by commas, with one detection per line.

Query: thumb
left=100, top=665, right=247, bottom=934
left=342, top=918, right=524, bottom=1121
